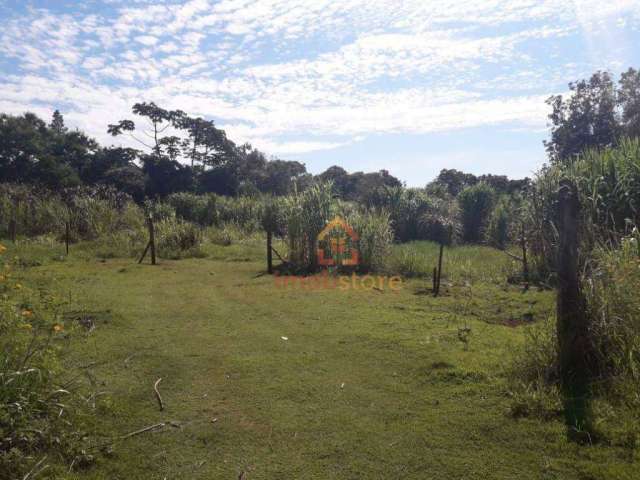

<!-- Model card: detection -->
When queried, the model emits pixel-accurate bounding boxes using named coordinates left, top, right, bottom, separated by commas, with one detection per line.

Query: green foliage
left=485, top=198, right=511, bottom=249
left=526, top=138, right=640, bottom=279
left=0, top=248, right=91, bottom=477
left=457, top=182, right=496, bottom=243
left=545, top=69, right=640, bottom=163
left=155, top=217, right=203, bottom=259
left=587, top=236, right=640, bottom=385
left=283, top=182, right=336, bottom=270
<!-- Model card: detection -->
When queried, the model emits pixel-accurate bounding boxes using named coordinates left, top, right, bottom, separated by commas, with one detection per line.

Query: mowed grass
left=9, top=239, right=639, bottom=479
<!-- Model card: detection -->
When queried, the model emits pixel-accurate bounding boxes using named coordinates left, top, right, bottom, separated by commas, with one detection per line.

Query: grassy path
left=22, top=252, right=636, bottom=479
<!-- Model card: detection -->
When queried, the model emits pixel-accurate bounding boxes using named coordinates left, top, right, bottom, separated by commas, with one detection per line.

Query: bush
left=156, top=218, right=203, bottom=259
left=457, top=182, right=495, bottom=243
left=486, top=198, right=510, bottom=249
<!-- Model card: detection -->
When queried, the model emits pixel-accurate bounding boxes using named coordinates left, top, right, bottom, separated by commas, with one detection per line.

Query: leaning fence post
left=557, top=178, right=592, bottom=441
left=138, top=214, right=157, bottom=265
left=267, top=230, right=273, bottom=274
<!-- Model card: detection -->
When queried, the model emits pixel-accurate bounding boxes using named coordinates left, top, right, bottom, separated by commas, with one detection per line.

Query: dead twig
left=22, top=455, right=48, bottom=480
left=154, top=378, right=164, bottom=411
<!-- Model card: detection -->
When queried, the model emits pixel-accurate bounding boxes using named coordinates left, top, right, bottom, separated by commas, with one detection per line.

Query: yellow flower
left=0, top=243, right=6, bottom=254
left=14, top=283, right=22, bottom=290
left=21, top=309, right=33, bottom=317
left=53, top=324, right=64, bottom=333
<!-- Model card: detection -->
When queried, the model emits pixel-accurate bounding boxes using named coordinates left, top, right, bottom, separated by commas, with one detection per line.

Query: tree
left=429, top=169, right=478, bottom=197
left=545, top=71, right=620, bottom=162
left=619, top=68, right=640, bottom=139
left=0, top=112, right=91, bottom=188
left=318, top=166, right=350, bottom=197
left=457, top=182, right=495, bottom=243
left=101, top=165, right=146, bottom=202
left=108, top=102, right=184, bottom=155
left=50, top=110, right=67, bottom=134
left=108, top=102, right=238, bottom=168
left=141, top=155, right=194, bottom=197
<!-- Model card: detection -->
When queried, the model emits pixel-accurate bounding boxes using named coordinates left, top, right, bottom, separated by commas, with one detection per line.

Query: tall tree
left=544, top=71, right=620, bottom=162
left=618, top=67, right=640, bottom=139
left=50, top=109, right=67, bottom=134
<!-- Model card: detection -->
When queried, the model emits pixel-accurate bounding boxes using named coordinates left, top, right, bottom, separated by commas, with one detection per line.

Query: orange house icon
left=317, top=217, right=359, bottom=266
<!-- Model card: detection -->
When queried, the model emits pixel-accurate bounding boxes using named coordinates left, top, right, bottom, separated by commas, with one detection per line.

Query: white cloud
left=0, top=0, right=638, bottom=165
left=135, top=35, right=159, bottom=46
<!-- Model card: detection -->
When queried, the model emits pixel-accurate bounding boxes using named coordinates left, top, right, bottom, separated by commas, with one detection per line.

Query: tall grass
left=388, top=241, right=517, bottom=283
left=510, top=138, right=640, bottom=430
left=0, top=245, right=91, bottom=477
left=347, top=210, right=393, bottom=272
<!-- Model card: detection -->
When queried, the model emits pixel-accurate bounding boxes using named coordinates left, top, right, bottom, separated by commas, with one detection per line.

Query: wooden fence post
left=9, top=198, right=18, bottom=243
left=557, top=178, right=592, bottom=441
left=267, top=230, right=273, bottom=274
left=65, top=221, right=70, bottom=255
left=432, top=267, right=437, bottom=294
left=148, top=215, right=156, bottom=265
left=521, top=222, right=529, bottom=290
left=434, top=241, right=444, bottom=296
left=138, top=215, right=157, bottom=265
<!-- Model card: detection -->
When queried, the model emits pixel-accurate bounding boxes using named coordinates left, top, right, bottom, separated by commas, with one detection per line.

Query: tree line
left=0, top=103, right=404, bottom=203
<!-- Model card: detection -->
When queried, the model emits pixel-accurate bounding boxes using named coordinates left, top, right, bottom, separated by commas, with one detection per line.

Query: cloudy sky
left=1, top=0, right=639, bottom=185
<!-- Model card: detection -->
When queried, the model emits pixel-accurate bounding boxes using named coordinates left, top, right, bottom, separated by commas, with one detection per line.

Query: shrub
left=457, top=182, right=495, bottom=243
left=419, top=195, right=459, bottom=245
left=485, top=198, right=510, bottom=249
left=156, top=218, right=203, bottom=258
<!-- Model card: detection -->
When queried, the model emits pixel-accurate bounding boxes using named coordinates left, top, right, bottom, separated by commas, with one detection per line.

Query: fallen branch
left=121, top=422, right=166, bottom=440
left=86, top=422, right=168, bottom=452
left=154, top=378, right=164, bottom=411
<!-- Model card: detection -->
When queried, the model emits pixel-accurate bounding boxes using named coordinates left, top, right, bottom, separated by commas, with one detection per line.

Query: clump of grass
left=388, top=241, right=517, bottom=283
left=155, top=217, right=204, bottom=259
left=508, top=237, right=640, bottom=441
left=347, top=209, right=393, bottom=272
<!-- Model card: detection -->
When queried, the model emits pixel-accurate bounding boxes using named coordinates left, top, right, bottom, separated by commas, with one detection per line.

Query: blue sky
left=1, top=0, right=639, bottom=186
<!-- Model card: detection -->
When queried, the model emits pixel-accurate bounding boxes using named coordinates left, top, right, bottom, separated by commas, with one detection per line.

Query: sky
left=1, top=1, right=639, bottom=186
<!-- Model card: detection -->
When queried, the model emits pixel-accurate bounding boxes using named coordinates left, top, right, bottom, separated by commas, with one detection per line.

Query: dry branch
left=153, top=378, right=164, bottom=411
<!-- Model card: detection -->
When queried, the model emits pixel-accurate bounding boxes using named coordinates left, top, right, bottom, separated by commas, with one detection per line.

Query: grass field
left=7, top=239, right=638, bottom=479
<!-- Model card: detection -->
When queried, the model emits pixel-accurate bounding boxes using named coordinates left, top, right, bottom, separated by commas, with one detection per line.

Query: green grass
left=389, top=241, right=522, bottom=284
left=5, top=239, right=639, bottom=479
